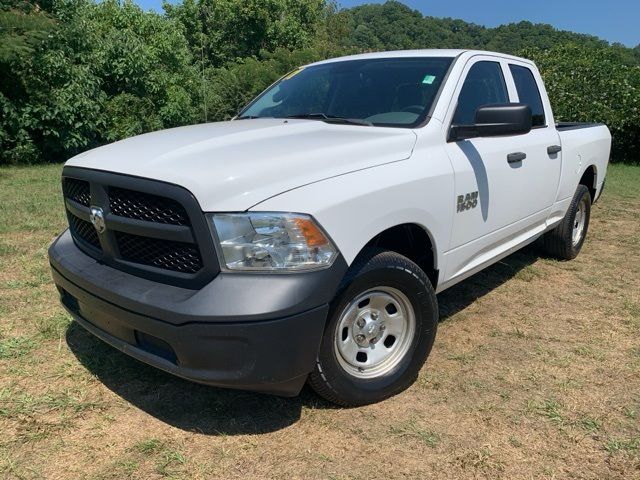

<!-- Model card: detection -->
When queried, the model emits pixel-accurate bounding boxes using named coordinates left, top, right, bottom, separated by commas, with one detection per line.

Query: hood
left=66, top=118, right=417, bottom=211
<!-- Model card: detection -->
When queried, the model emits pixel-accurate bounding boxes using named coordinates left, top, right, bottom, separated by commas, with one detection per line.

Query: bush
left=164, top=0, right=326, bottom=67
left=0, top=0, right=199, bottom=164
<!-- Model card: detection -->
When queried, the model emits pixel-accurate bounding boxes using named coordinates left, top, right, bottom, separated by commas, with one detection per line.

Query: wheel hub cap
left=334, top=287, right=416, bottom=379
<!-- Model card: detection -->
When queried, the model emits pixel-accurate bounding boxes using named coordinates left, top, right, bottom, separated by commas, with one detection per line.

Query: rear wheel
left=308, top=249, right=438, bottom=407
left=543, top=184, right=592, bottom=260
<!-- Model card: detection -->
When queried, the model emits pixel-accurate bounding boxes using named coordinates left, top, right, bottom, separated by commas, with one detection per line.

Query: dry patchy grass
left=0, top=163, right=639, bottom=479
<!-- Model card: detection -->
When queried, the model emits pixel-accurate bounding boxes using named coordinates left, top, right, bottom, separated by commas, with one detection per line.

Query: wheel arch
left=352, top=223, right=439, bottom=288
left=579, top=164, right=597, bottom=202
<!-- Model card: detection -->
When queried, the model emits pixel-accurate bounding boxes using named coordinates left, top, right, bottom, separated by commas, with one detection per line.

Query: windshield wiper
left=284, top=113, right=372, bottom=126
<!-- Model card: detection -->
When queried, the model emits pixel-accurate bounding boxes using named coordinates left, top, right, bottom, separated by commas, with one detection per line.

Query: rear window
left=509, top=64, right=546, bottom=127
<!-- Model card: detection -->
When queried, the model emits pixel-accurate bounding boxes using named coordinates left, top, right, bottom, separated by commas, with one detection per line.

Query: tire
left=308, top=248, right=438, bottom=407
left=543, top=184, right=592, bottom=260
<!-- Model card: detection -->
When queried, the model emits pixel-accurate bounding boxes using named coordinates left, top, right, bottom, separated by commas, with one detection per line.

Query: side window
left=509, top=64, right=546, bottom=127
left=453, top=61, right=508, bottom=125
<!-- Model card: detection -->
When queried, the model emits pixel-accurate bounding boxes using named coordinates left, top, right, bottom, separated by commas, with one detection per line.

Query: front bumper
left=50, top=230, right=347, bottom=396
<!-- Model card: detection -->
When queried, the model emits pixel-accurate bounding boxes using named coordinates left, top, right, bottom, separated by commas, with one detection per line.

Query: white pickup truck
left=49, top=49, right=611, bottom=406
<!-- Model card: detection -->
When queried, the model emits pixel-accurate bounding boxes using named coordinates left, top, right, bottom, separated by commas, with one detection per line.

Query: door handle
left=547, top=145, right=562, bottom=155
left=507, top=152, right=527, bottom=163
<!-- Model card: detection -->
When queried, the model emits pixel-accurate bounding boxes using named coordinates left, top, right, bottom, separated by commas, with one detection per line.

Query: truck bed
left=555, top=123, right=611, bottom=202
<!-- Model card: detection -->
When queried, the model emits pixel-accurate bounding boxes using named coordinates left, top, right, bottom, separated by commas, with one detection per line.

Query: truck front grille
left=69, top=214, right=101, bottom=250
left=109, top=187, right=190, bottom=226
left=115, top=232, right=203, bottom=274
left=61, top=168, right=219, bottom=289
left=63, top=178, right=91, bottom=207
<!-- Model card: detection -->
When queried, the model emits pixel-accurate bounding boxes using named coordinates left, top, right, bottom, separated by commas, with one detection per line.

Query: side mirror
left=449, top=103, right=532, bottom=142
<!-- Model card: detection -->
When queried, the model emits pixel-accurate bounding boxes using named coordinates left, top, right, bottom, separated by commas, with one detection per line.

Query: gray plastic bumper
left=49, top=230, right=347, bottom=396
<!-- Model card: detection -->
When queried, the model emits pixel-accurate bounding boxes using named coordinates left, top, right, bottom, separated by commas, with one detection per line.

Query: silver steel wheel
left=334, top=286, right=416, bottom=379
left=572, top=196, right=588, bottom=246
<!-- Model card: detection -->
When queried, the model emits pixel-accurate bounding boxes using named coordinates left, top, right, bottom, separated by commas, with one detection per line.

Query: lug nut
left=356, top=318, right=366, bottom=328
left=371, top=311, right=379, bottom=320
left=356, top=334, right=366, bottom=343
left=380, top=324, right=386, bottom=331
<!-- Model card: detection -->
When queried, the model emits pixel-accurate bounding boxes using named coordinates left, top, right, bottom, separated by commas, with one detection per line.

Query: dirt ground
left=1, top=163, right=639, bottom=479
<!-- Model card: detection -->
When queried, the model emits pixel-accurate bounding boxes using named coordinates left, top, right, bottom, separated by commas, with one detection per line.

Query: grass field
left=1, top=163, right=639, bottom=479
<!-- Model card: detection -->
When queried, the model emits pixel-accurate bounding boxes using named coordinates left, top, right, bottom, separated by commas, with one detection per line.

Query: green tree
left=164, top=0, right=325, bottom=67
left=0, top=3, right=56, bottom=163
left=483, top=21, right=606, bottom=54
left=0, top=0, right=199, bottom=164
left=83, top=0, right=199, bottom=139
left=0, top=8, right=54, bottom=64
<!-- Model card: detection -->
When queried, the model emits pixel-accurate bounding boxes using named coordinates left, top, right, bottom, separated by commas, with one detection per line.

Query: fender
left=251, top=144, right=455, bottom=278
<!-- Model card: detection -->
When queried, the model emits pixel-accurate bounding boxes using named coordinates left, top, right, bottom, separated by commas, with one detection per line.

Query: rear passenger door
left=507, top=61, right=562, bottom=212
left=442, top=56, right=561, bottom=283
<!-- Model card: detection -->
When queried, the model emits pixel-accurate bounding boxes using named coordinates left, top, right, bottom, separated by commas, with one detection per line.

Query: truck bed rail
left=556, top=122, right=605, bottom=131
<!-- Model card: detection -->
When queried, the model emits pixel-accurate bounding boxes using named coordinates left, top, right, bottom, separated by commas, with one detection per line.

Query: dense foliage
left=1, top=0, right=638, bottom=164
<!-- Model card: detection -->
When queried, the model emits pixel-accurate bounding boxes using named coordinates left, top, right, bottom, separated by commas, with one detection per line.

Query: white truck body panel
left=64, top=49, right=612, bottom=293
left=556, top=125, right=611, bottom=201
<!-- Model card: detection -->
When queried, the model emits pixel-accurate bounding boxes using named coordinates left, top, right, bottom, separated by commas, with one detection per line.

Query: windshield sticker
left=422, top=74, right=436, bottom=85
left=283, top=67, right=304, bottom=80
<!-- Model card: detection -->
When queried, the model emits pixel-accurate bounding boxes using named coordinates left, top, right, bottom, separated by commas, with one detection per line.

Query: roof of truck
left=307, top=49, right=533, bottom=67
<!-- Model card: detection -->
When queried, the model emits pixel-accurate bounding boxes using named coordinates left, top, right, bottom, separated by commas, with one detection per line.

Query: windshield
left=238, top=57, right=454, bottom=127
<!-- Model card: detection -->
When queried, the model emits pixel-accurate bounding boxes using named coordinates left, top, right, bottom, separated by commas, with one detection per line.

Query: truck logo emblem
left=457, top=191, right=479, bottom=213
left=90, top=206, right=106, bottom=234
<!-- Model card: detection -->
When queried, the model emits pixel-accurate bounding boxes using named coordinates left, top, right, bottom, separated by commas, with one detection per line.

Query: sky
left=134, top=0, right=640, bottom=48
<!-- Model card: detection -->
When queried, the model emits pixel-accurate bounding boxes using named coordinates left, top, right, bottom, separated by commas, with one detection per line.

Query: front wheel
left=308, top=249, right=438, bottom=407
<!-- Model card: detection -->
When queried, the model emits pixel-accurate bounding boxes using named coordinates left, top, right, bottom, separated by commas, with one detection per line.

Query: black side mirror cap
left=449, top=103, right=533, bottom=142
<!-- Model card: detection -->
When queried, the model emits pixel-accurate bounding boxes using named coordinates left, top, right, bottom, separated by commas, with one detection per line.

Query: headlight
left=210, top=213, right=337, bottom=271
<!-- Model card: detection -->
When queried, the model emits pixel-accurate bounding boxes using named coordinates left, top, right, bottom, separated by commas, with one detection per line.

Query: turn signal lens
left=294, top=217, right=329, bottom=247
